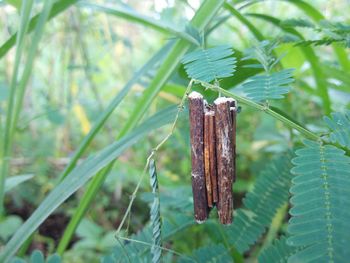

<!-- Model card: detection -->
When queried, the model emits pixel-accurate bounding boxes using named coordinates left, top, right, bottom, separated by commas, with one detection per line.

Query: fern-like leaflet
left=11, top=250, right=61, bottom=263
left=258, top=236, right=299, bottom=263
left=149, top=159, right=162, bottom=263
left=181, top=45, right=236, bottom=82
left=177, top=244, right=232, bottom=263
left=282, top=19, right=350, bottom=47
left=104, top=187, right=194, bottom=262
left=324, top=110, right=350, bottom=150
left=287, top=139, right=350, bottom=263
left=243, top=68, right=294, bottom=102
left=225, top=153, right=293, bottom=253
left=242, top=41, right=294, bottom=103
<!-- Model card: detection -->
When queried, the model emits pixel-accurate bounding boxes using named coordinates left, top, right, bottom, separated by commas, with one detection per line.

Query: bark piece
left=188, top=91, right=208, bottom=223
left=204, top=110, right=214, bottom=207
left=209, top=115, right=219, bottom=204
left=229, top=99, right=237, bottom=182
left=214, top=97, right=234, bottom=225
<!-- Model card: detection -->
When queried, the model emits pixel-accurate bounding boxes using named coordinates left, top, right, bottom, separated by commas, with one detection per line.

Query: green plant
left=1, top=0, right=349, bottom=262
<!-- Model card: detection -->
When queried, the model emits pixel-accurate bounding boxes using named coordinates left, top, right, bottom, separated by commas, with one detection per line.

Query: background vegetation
left=0, top=0, right=349, bottom=262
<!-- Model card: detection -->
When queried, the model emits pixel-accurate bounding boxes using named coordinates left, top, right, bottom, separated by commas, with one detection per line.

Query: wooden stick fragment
left=228, top=99, right=237, bottom=182
left=214, top=97, right=234, bottom=225
left=204, top=110, right=214, bottom=207
left=188, top=91, right=208, bottom=223
left=207, top=110, right=219, bottom=204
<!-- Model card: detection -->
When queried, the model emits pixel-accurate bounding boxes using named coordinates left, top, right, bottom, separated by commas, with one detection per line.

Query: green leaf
left=149, top=159, right=162, bottom=263
left=288, top=140, right=350, bottom=262
left=0, top=106, right=177, bottom=262
left=182, top=45, right=236, bottom=82
left=225, top=153, right=293, bottom=253
left=324, top=111, right=350, bottom=149
left=258, top=236, right=299, bottom=263
left=243, top=69, right=294, bottom=102
left=5, top=174, right=34, bottom=193
left=0, top=216, right=22, bottom=241
left=178, top=244, right=233, bottom=263
left=30, top=251, right=44, bottom=263
left=281, top=18, right=315, bottom=28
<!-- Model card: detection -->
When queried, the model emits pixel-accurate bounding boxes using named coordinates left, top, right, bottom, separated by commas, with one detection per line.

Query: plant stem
left=196, top=80, right=320, bottom=141
left=115, top=80, right=193, bottom=236
left=0, top=0, right=34, bottom=217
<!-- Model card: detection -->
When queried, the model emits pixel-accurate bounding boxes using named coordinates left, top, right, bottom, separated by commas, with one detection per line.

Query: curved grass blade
left=224, top=3, right=264, bottom=41
left=0, top=106, right=177, bottom=262
left=5, top=174, right=34, bottom=193
left=80, top=2, right=200, bottom=46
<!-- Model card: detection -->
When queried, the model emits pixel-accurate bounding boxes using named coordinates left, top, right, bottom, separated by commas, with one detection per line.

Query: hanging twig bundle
left=188, top=92, right=237, bottom=225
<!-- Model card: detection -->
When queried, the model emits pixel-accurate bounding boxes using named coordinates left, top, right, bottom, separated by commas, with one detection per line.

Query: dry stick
left=188, top=91, right=208, bottom=223
left=208, top=110, right=218, bottom=204
left=214, top=97, right=234, bottom=225
left=228, top=99, right=237, bottom=182
left=204, top=110, right=213, bottom=207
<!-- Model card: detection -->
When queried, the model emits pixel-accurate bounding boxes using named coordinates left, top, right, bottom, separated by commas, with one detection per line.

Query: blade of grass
left=5, top=174, right=34, bottom=193
left=80, top=2, right=200, bottom=46
left=0, top=0, right=34, bottom=217
left=224, top=3, right=264, bottom=41
left=0, top=0, right=55, bottom=217
left=57, top=0, right=225, bottom=255
left=0, top=0, right=79, bottom=59
left=10, top=0, right=55, bottom=136
left=0, top=106, right=178, bottom=262
left=246, top=13, right=332, bottom=115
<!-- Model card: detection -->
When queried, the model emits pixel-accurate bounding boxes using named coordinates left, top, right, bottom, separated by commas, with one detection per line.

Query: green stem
left=197, top=80, right=320, bottom=141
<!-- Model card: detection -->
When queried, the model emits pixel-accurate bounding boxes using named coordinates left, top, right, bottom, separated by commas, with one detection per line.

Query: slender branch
left=115, top=79, right=194, bottom=235
left=196, top=80, right=320, bottom=141
left=115, top=236, right=196, bottom=261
